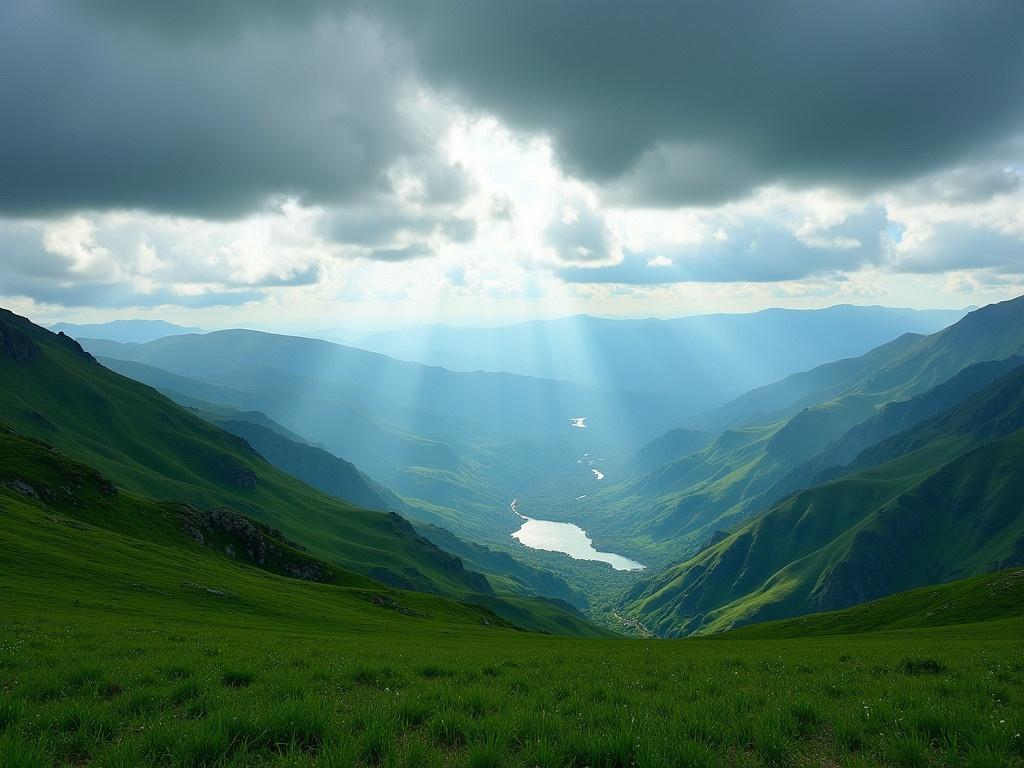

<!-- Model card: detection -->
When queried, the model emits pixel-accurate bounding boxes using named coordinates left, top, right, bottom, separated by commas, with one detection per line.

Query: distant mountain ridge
left=763, top=356, right=1024, bottom=504
left=51, top=319, right=203, bottom=344
left=350, top=305, right=965, bottom=398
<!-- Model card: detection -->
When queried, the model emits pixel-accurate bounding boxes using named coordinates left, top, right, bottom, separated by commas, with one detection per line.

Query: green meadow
left=3, top=600, right=1022, bottom=767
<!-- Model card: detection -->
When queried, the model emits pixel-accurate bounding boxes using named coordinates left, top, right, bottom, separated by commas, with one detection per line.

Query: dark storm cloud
left=0, top=0, right=434, bottom=218
left=379, top=0, right=1024, bottom=203
left=3, top=1, right=1023, bottom=218
left=389, top=0, right=1024, bottom=202
left=558, top=206, right=889, bottom=283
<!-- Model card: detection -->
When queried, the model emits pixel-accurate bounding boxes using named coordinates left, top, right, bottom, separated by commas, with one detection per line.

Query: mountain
left=8, top=418, right=1018, bottom=768
left=624, top=364, right=1024, bottom=635
left=577, top=296, right=1024, bottom=563
left=51, top=319, right=203, bottom=344
left=0, top=425, right=608, bottom=641
left=0, top=308, right=602, bottom=634
left=79, top=329, right=695, bottom=445
left=350, top=306, right=964, bottom=399
left=693, top=332, right=927, bottom=433
left=763, top=356, right=1024, bottom=504
left=702, top=296, right=1024, bottom=433
left=0, top=309, right=482, bottom=595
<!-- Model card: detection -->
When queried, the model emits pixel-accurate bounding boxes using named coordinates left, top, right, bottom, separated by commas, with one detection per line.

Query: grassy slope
left=207, top=416, right=404, bottom=515
left=0, top=309, right=601, bottom=636
left=0, top=428, right=611, bottom=643
left=0, top=310, right=485, bottom=597
left=626, top=418, right=1024, bottom=636
left=764, top=356, right=1024, bottom=506
left=733, top=568, right=1024, bottom=638
left=413, top=521, right=587, bottom=609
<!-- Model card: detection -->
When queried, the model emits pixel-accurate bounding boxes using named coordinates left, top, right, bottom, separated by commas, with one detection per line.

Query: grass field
left=2, top=605, right=1022, bottom=767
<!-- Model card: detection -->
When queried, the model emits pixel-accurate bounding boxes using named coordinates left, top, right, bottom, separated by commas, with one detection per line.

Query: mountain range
left=568, top=297, right=1024, bottom=570
left=22, top=296, right=1024, bottom=641
left=50, top=319, right=204, bottom=344
left=347, top=305, right=965, bottom=398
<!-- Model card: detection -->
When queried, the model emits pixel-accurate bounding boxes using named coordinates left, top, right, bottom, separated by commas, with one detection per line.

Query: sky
left=1, top=1, right=1023, bottom=332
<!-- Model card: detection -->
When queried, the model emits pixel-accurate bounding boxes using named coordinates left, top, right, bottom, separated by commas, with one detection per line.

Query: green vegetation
left=3, top=494, right=1023, bottom=768
left=733, top=568, right=1024, bottom=638
left=577, top=297, right=1024, bottom=566
left=625, top=361, right=1024, bottom=636
left=3, top=413, right=1022, bottom=766
left=3, top=303, right=1024, bottom=766
left=0, top=309, right=597, bottom=635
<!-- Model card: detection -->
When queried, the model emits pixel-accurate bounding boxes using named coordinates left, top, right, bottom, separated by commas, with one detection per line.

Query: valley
left=42, top=297, right=1024, bottom=630
left=3, top=299, right=1024, bottom=767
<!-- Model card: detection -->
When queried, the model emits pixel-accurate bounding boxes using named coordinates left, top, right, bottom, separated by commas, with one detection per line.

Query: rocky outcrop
left=181, top=506, right=326, bottom=583
left=54, top=331, right=97, bottom=363
left=363, top=592, right=424, bottom=617
left=1, top=464, right=116, bottom=507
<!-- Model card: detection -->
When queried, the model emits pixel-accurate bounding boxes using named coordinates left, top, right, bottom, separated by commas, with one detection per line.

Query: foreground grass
left=1, top=458, right=1022, bottom=767
left=1, top=609, right=1022, bottom=767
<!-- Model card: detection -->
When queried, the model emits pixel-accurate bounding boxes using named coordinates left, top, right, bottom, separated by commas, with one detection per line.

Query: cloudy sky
left=2, top=1, right=1023, bottom=330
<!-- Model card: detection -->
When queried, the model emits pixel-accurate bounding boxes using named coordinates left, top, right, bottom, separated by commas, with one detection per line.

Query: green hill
left=732, top=568, right=1024, bottom=638
left=0, top=426, right=607, bottom=641
left=206, top=414, right=406, bottom=515
left=764, top=355, right=1024, bottom=504
left=625, top=366, right=1024, bottom=635
left=0, top=308, right=602, bottom=635
left=3, top=312, right=1024, bottom=768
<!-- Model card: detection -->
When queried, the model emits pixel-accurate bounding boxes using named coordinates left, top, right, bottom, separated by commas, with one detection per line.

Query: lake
left=512, top=518, right=644, bottom=571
